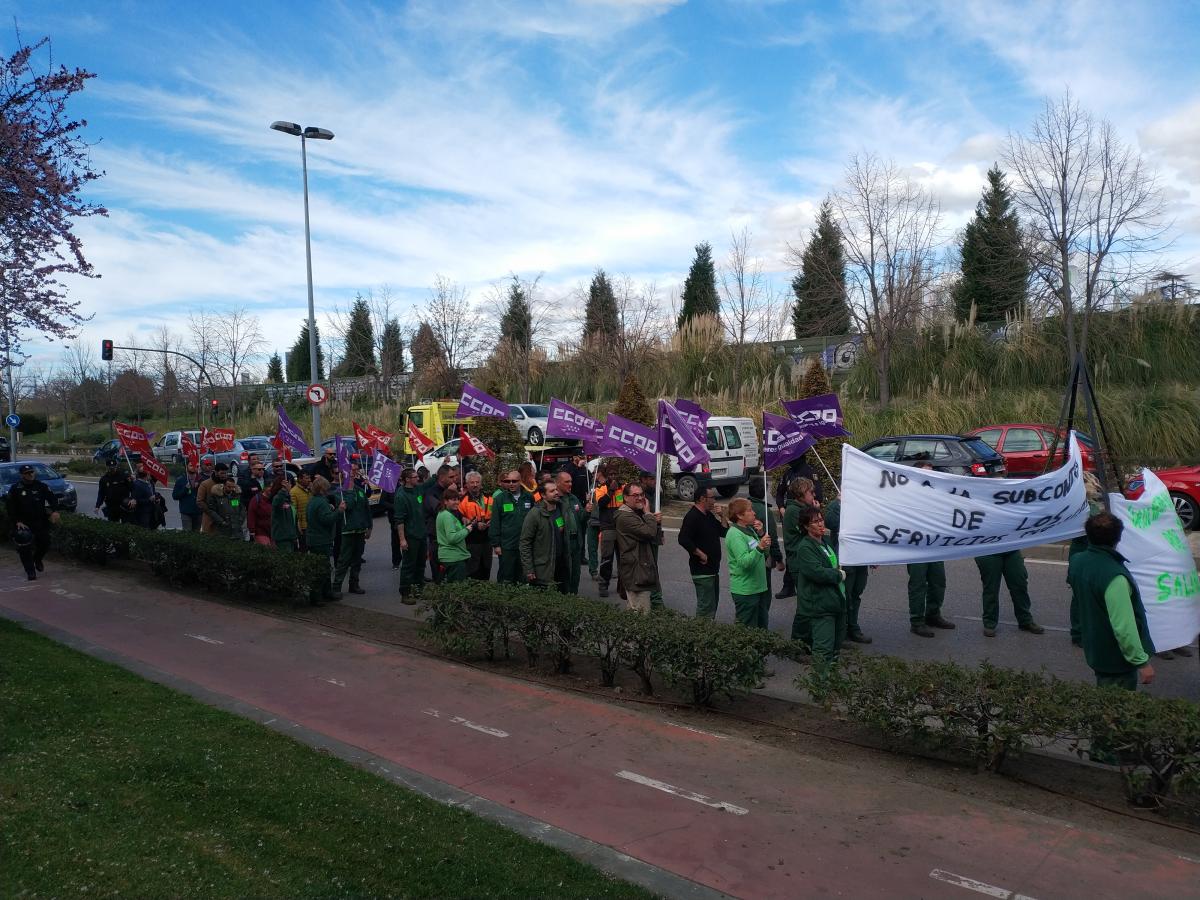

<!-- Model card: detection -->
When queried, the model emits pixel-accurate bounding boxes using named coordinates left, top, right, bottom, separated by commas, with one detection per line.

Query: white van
left=671, top=416, right=759, bottom=502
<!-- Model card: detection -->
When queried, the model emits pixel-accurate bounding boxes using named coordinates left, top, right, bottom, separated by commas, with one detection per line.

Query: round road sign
left=4, top=413, right=19, bottom=428
left=306, top=383, right=327, bottom=406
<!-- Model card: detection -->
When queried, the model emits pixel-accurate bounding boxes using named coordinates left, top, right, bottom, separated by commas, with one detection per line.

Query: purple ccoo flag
left=276, top=405, right=312, bottom=457
left=672, top=398, right=710, bottom=444
left=657, top=400, right=709, bottom=472
left=369, top=453, right=401, bottom=493
left=546, top=398, right=604, bottom=442
left=781, top=392, right=851, bottom=438
left=335, top=435, right=353, bottom=489
left=599, top=413, right=659, bottom=472
left=762, top=411, right=816, bottom=471
left=456, top=382, right=510, bottom=418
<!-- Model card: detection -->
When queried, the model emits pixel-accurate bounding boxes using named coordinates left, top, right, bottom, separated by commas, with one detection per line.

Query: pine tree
left=953, top=166, right=1029, bottom=322
left=265, top=353, right=284, bottom=383
left=792, top=200, right=850, bottom=338
left=499, top=277, right=534, bottom=400
left=286, top=322, right=326, bottom=383
left=337, top=294, right=376, bottom=376
left=798, top=358, right=844, bottom=499
left=676, top=242, right=720, bottom=329
left=464, top=378, right=524, bottom=493
left=411, top=321, right=455, bottom=397
left=583, top=269, right=620, bottom=345
left=380, top=319, right=404, bottom=378
left=606, top=373, right=655, bottom=488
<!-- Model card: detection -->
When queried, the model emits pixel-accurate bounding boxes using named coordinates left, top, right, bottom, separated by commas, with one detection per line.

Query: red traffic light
left=210, top=399, right=219, bottom=409
left=101, top=339, right=114, bottom=361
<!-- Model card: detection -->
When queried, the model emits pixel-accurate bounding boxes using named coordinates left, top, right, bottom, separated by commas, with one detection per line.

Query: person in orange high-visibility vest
left=587, top=466, right=622, bottom=598
left=460, top=471, right=494, bottom=580
left=519, top=460, right=542, bottom=502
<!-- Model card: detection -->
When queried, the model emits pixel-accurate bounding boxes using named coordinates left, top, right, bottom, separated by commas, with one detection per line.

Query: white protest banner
left=838, top=435, right=1088, bottom=566
left=1109, top=470, right=1200, bottom=653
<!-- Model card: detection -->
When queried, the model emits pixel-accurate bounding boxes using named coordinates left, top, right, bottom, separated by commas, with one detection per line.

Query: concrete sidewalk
left=3, top=565, right=1198, bottom=899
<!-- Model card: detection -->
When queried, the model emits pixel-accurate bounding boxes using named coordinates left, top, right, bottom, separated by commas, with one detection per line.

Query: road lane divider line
left=665, top=721, right=728, bottom=740
left=422, top=708, right=509, bottom=738
left=929, top=868, right=1037, bottom=899
left=184, top=633, right=224, bottom=645
left=322, top=677, right=346, bottom=687
left=615, top=770, right=748, bottom=815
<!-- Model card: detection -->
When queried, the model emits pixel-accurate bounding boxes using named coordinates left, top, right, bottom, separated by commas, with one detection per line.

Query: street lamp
left=270, top=119, right=334, bottom=448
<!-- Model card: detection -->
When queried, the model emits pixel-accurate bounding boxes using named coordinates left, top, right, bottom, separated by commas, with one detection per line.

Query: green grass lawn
left=0, top=619, right=653, bottom=898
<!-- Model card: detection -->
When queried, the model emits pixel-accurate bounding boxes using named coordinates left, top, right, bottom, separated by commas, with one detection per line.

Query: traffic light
left=101, top=339, right=114, bottom=361
left=210, top=398, right=219, bottom=419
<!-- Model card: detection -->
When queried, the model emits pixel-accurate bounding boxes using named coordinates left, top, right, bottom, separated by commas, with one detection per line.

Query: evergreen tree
left=953, top=166, right=1029, bottom=322
left=606, top=373, right=655, bottom=488
left=798, top=358, right=844, bottom=499
left=286, top=322, right=326, bottom=383
left=337, top=294, right=376, bottom=376
left=265, top=353, right=284, bottom=383
left=792, top=200, right=850, bottom=338
left=499, top=277, right=532, bottom=352
left=411, top=321, right=455, bottom=397
left=380, top=319, right=404, bottom=378
left=676, top=242, right=720, bottom=329
left=583, top=269, right=620, bottom=344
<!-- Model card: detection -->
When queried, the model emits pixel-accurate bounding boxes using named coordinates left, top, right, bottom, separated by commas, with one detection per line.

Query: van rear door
left=734, top=418, right=759, bottom=473
left=717, top=423, right=747, bottom=481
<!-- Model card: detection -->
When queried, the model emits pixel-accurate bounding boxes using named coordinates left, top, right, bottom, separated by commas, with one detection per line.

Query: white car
left=420, top=438, right=461, bottom=471
left=509, top=404, right=550, bottom=445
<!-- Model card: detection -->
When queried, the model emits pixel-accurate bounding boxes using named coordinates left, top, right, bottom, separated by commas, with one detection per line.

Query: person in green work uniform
left=207, top=481, right=245, bottom=541
left=748, top=479, right=785, bottom=624
left=490, top=469, right=535, bottom=584
left=636, top=471, right=666, bottom=610
left=974, top=549, right=1044, bottom=637
left=520, top=481, right=570, bottom=590
left=1068, top=511, right=1156, bottom=690
left=395, top=467, right=427, bottom=604
left=305, top=476, right=342, bottom=604
left=906, top=463, right=954, bottom=638
left=1068, top=472, right=1105, bottom=647
left=435, top=487, right=474, bottom=583
left=725, top=498, right=772, bottom=628
left=555, top=470, right=588, bottom=594
left=269, top=476, right=299, bottom=551
left=333, top=460, right=372, bottom=596
left=794, top=505, right=848, bottom=674
left=823, top=492, right=871, bottom=644
left=782, top=477, right=816, bottom=647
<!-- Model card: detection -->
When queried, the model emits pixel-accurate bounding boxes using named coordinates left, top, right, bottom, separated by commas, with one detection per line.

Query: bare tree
left=423, top=276, right=489, bottom=383
left=62, top=342, right=97, bottom=423
left=186, top=310, right=221, bottom=420
left=832, top=154, right=943, bottom=406
left=1004, top=92, right=1167, bottom=361
left=719, top=227, right=775, bottom=399
left=211, top=307, right=266, bottom=417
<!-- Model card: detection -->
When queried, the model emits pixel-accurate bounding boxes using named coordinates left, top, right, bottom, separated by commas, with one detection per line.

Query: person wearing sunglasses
left=490, top=470, right=535, bottom=584
left=613, top=482, right=663, bottom=612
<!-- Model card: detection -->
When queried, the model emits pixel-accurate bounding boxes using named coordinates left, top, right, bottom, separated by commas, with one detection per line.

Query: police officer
left=6, top=464, right=60, bottom=580
left=95, top=460, right=133, bottom=522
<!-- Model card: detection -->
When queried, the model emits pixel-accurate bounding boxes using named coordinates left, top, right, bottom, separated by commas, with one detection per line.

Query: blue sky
left=9, top=0, right=1200, bottom=370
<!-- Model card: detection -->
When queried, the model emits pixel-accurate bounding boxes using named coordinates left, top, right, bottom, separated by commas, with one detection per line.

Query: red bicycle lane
left=2, top=571, right=1196, bottom=900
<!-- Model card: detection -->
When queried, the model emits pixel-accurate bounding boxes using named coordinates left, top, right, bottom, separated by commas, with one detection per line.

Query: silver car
left=509, top=403, right=549, bottom=445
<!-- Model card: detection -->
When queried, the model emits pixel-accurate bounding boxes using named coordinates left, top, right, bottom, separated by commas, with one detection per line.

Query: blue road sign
left=4, top=414, right=19, bottom=428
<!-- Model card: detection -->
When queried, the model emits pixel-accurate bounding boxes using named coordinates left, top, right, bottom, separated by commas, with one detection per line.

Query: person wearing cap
left=6, top=464, right=59, bottom=580
left=95, top=459, right=133, bottom=523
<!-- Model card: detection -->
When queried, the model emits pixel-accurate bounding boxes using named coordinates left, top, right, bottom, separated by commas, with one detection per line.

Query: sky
left=8, top=0, right=1200, bottom=373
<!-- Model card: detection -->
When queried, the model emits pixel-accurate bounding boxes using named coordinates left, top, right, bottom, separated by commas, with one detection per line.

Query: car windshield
left=520, top=405, right=549, bottom=418
left=0, top=464, right=60, bottom=484
left=964, top=438, right=1002, bottom=460
left=241, top=439, right=271, bottom=451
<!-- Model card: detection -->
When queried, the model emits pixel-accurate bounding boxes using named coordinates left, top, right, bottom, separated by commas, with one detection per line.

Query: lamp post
left=270, top=120, right=334, bottom=448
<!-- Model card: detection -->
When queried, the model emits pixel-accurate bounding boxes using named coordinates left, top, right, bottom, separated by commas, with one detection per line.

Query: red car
left=965, top=423, right=1097, bottom=478
left=1125, top=465, right=1200, bottom=531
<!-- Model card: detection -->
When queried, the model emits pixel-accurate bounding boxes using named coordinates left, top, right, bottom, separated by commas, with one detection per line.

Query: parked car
left=509, top=404, right=550, bottom=445
left=201, top=437, right=278, bottom=475
left=1125, top=465, right=1200, bottom=531
left=0, top=461, right=78, bottom=512
left=859, top=434, right=1008, bottom=477
left=152, top=430, right=203, bottom=465
left=93, top=438, right=141, bottom=465
left=0, top=435, right=9, bottom=462
left=965, top=424, right=1097, bottom=477
left=291, top=437, right=383, bottom=512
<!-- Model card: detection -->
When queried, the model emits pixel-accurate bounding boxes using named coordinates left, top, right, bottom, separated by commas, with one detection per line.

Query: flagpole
left=811, top=445, right=836, bottom=487
left=762, top=411, right=770, bottom=517
left=654, top=453, right=662, bottom=513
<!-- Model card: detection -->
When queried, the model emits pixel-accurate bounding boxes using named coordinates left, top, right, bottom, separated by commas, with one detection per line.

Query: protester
left=6, top=464, right=59, bottom=580
left=130, top=467, right=165, bottom=529
left=974, top=549, right=1044, bottom=637
left=518, top=460, right=541, bottom=501
left=459, top=471, right=493, bottom=581
left=748, top=478, right=786, bottom=609
left=555, top=470, right=588, bottom=594
left=520, top=481, right=569, bottom=591
left=793, top=505, right=847, bottom=674
left=774, top=452, right=823, bottom=600
left=290, top=471, right=313, bottom=551
left=677, top=484, right=729, bottom=618
left=637, top=471, right=666, bottom=610
left=380, top=479, right=402, bottom=570
left=269, top=458, right=296, bottom=488
left=435, top=487, right=473, bottom=583
left=1067, top=511, right=1155, bottom=690
left=906, top=462, right=953, bottom=638
left=563, top=453, right=589, bottom=505
left=197, top=463, right=231, bottom=533
left=247, top=479, right=275, bottom=546
left=239, top=459, right=268, bottom=507
left=207, top=481, right=245, bottom=540
left=588, top=467, right=621, bottom=598
left=725, top=497, right=772, bottom=628
left=333, top=459, right=372, bottom=595
left=173, top=462, right=203, bottom=531
left=613, top=482, right=662, bottom=612
left=305, top=476, right=341, bottom=604
left=95, top=459, right=132, bottom=522
left=423, top=464, right=458, bottom=584
left=782, top=477, right=816, bottom=645
left=823, top=491, right=871, bottom=644
left=270, top=476, right=299, bottom=551
left=1068, top=472, right=1105, bottom=647
left=490, top=469, right=535, bottom=584
left=395, top=467, right=427, bottom=604
left=308, top=446, right=338, bottom=482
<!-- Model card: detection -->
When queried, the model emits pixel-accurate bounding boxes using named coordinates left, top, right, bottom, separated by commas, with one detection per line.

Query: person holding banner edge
left=906, top=464, right=954, bottom=638
left=822, top=493, right=872, bottom=644
left=975, top=549, right=1044, bottom=637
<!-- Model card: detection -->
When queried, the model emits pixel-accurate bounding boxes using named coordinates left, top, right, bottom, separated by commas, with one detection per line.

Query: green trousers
left=906, top=561, right=946, bottom=624
left=442, top=559, right=467, bottom=583
left=692, top=575, right=720, bottom=618
left=399, top=537, right=426, bottom=598
left=788, top=565, right=811, bottom=647
left=496, top=547, right=522, bottom=584
left=307, top=545, right=333, bottom=603
left=733, top=590, right=771, bottom=629
left=1095, top=671, right=1137, bottom=691
left=586, top=523, right=601, bottom=577
left=844, top=565, right=868, bottom=633
left=565, top=548, right=582, bottom=595
left=333, top=532, right=366, bottom=588
left=810, top=610, right=846, bottom=674
left=975, top=551, right=1033, bottom=629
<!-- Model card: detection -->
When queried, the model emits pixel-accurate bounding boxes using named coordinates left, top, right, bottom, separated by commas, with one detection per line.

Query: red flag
left=354, top=421, right=394, bottom=453
left=181, top=434, right=200, bottom=468
left=367, top=423, right=394, bottom=449
left=141, top=454, right=170, bottom=486
left=114, top=421, right=153, bottom=455
left=406, top=419, right=435, bottom=456
left=202, top=427, right=235, bottom=453
left=271, top=429, right=293, bottom=462
left=459, top=426, right=495, bottom=459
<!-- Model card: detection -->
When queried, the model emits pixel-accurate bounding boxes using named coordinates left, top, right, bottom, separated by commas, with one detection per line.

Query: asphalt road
left=68, top=478, right=1200, bottom=701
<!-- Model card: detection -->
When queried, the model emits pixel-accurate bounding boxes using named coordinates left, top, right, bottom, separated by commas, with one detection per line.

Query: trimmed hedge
left=421, top=581, right=797, bottom=705
left=805, top=654, right=1200, bottom=811
left=48, top=513, right=323, bottom=604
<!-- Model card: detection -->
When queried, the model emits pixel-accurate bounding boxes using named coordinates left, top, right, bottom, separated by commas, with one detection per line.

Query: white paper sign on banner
left=1109, top=470, right=1200, bottom=653
left=839, top=435, right=1089, bottom=566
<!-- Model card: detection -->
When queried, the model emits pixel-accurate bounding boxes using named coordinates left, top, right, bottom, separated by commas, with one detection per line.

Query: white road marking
left=929, top=869, right=1038, bottom=899
left=185, top=634, right=224, bottom=645
left=422, top=708, right=509, bottom=738
left=319, top=631, right=337, bottom=637
left=322, top=678, right=346, bottom=687
left=1026, top=559, right=1068, bottom=567
left=615, top=770, right=748, bottom=815
left=954, top=615, right=1069, bottom=634
left=0, top=584, right=38, bottom=593
left=666, top=721, right=728, bottom=740
left=123, top=613, right=145, bottom=621
left=96, top=586, right=120, bottom=593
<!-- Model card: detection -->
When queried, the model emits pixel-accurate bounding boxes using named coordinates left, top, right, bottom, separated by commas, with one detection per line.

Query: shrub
left=17, top=412, right=48, bottom=436
left=49, top=514, right=323, bottom=604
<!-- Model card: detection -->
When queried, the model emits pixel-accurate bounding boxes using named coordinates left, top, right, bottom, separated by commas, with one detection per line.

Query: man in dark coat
left=6, top=464, right=59, bottom=579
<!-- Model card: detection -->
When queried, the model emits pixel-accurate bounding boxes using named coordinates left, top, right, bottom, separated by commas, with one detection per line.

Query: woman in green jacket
left=435, top=488, right=473, bottom=583
left=794, top=504, right=848, bottom=673
left=725, top=498, right=772, bottom=628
